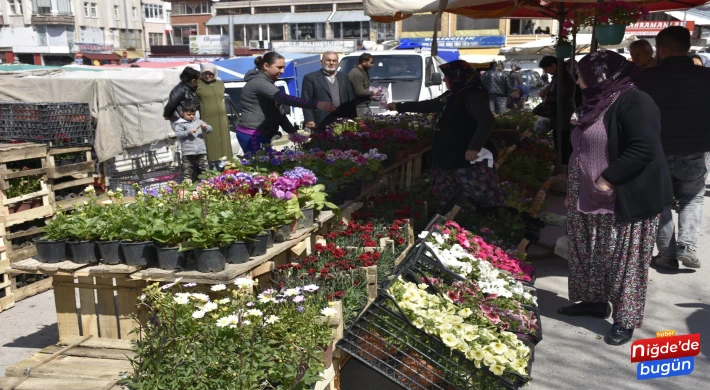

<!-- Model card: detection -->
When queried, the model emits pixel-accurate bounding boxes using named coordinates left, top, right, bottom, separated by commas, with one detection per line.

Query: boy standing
left=174, top=101, right=212, bottom=181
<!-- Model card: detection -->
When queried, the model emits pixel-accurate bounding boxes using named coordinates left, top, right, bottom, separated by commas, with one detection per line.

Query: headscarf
left=435, top=60, right=485, bottom=130
left=692, top=54, right=710, bottom=67
left=200, top=63, right=219, bottom=83
left=575, top=50, right=637, bottom=130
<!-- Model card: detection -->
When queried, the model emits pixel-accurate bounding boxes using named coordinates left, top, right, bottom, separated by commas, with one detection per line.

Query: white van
left=338, top=50, right=448, bottom=114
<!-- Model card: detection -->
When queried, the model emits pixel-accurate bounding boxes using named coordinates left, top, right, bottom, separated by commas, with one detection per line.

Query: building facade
left=0, top=0, right=145, bottom=65
left=142, top=0, right=171, bottom=54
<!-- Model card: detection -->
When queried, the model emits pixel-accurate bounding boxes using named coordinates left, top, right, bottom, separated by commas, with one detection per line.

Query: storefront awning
left=82, top=53, right=121, bottom=61
left=206, top=13, right=293, bottom=26
left=205, top=15, right=229, bottom=26
left=666, top=10, right=710, bottom=26
left=330, top=10, right=371, bottom=23
left=288, top=12, right=332, bottom=24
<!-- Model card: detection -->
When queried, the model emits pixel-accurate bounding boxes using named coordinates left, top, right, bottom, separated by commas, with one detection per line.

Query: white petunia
left=489, top=364, right=506, bottom=376
left=246, top=309, right=263, bottom=317
left=490, top=342, right=508, bottom=355
left=202, top=302, right=218, bottom=312
left=321, top=307, right=338, bottom=318
left=265, top=315, right=280, bottom=325
left=211, top=284, right=227, bottom=292
left=192, top=310, right=206, bottom=319
left=440, top=332, right=459, bottom=349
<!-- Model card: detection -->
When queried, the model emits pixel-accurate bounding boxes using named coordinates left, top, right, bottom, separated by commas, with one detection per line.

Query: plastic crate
left=0, top=102, right=94, bottom=146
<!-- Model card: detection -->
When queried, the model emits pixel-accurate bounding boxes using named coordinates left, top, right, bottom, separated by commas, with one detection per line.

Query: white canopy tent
left=500, top=34, right=639, bottom=57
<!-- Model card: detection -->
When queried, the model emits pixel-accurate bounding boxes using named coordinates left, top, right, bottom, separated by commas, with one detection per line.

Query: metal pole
left=591, top=0, right=604, bottom=52
left=555, top=3, right=564, bottom=170
left=229, top=13, right=235, bottom=58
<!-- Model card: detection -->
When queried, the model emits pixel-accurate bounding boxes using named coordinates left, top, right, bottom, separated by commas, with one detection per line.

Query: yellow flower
left=458, top=308, right=473, bottom=318
left=490, top=342, right=508, bottom=355
left=440, top=332, right=459, bottom=349
left=490, top=364, right=506, bottom=376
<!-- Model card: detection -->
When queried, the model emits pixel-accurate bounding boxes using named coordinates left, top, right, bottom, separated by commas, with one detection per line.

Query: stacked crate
left=46, top=146, right=97, bottom=211
left=0, top=223, right=12, bottom=312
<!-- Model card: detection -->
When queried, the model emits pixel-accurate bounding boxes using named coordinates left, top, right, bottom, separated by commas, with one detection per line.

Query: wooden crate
left=10, top=274, right=53, bottom=303
left=0, top=244, right=13, bottom=313
left=0, top=335, right=131, bottom=390
left=48, top=175, right=100, bottom=212
left=0, top=144, right=53, bottom=227
left=1, top=223, right=45, bottom=263
left=45, top=146, right=95, bottom=179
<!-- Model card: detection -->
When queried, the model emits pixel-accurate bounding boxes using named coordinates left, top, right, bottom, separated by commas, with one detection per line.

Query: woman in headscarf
left=196, top=63, right=233, bottom=169
left=557, top=50, right=672, bottom=346
left=691, top=54, right=710, bottom=67
left=387, top=60, right=503, bottom=208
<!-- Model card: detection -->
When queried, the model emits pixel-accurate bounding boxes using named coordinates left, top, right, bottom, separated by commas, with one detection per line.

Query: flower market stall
left=2, top=110, right=559, bottom=389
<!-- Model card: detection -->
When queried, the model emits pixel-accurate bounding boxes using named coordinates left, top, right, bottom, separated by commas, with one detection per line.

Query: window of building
left=246, top=25, right=260, bottom=41
left=149, top=33, right=164, bottom=46
left=35, top=0, right=52, bottom=15
left=254, top=6, right=290, bottom=14
left=207, top=26, right=224, bottom=35
left=374, top=22, right=396, bottom=42
left=173, top=1, right=211, bottom=15
left=290, top=23, right=325, bottom=41
left=295, top=4, right=332, bottom=12
left=402, top=14, right=437, bottom=33
left=120, top=29, right=142, bottom=49
left=332, top=21, right=370, bottom=44
left=91, top=2, right=97, bottom=18
left=84, top=2, right=89, bottom=17
left=9, top=0, right=23, bottom=15
left=216, top=7, right=251, bottom=16
left=143, top=4, right=164, bottom=20
left=173, top=25, right=198, bottom=45
left=337, top=3, right=364, bottom=10
left=114, top=5, right=120, bottom=20
left=269, top=24, right=284, bottom=40
left=456, top=17, right=499, bottom=31
left=132, top=7, right=137, bottom=21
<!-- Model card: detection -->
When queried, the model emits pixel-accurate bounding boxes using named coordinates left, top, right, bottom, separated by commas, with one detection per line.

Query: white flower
left=283, top=288, right=301, bottom=297
left=490, top=342, right=508, bottom=355
left=458, top=308, right=473, bottom=318
left=246, top=309, right=263, bottom=317
left=192, top=310, right=206, bottom=319
left=211, top=284, right=227, bottom=292
left=216, top=317, right=231, bottom=327
left=243, top=320, right=251, bottom=326
left=292, top=295, right=305, bottom=303
left=85, top=185, right=96, bottom=194
left=116, top=188, right=123, bottom=193
left=202, top=302, right=218, bottom=312
left=139, top=294, right=146, bottom=301
left=258, top=294, right=276, bottom=304
left=302, top=284, right=319, bottom=293
left=418, top=231, right=429, bottom=239
left=184, top=283, right=197, bottom=287
left=174, top=293, right=191, bottom=305
left=191, top=293, right=210, bottom=302
left=490, top=364, right=506, bottom=376
left=321, top=307, right=338, bottom=318
left=217, top=298, right=231, bottom=304
left=234, top=278, right=255, bottom=289
left=265, top=315, right=280, bottom=325
left=440, top=333, right=459, bottom=348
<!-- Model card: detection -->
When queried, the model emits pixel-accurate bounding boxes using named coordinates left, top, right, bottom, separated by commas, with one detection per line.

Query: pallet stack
left=0, top=223, right=13, bottom=312
left=46, top=146, right=97, bottom=211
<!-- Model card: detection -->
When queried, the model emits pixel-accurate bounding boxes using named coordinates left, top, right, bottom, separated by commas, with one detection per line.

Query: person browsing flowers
left=237, top=52, right=337, bottom=154
left=387, top=60, right=503, bottom=208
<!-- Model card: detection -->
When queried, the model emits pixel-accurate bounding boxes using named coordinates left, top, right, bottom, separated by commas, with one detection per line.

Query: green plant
left=96, top=190, right=127, bottom=241
left=123, top=278, right=333, bottom=389
left=6, top=175, right=42, bottom=199
left=42, top=210, right=71, bottom=240
left=297, top=184, right=337, bottom=211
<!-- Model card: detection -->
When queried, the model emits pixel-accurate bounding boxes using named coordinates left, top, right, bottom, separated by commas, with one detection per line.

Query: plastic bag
left=370, top=86, right=391, bottom=110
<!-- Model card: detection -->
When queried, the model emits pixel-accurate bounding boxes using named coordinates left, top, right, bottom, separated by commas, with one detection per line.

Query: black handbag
left=533, top=101, right=554, bottom=118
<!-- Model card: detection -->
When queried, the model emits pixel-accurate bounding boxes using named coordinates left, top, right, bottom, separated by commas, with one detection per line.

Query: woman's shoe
left=557, top=302, right=611, bottom=319
left=605, top=323, right=634, bottom=346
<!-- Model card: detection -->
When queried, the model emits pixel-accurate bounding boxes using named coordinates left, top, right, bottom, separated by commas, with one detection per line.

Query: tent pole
left=555, top=2, right=565, bottom=171
left=591, top=0, right=604, bottom=52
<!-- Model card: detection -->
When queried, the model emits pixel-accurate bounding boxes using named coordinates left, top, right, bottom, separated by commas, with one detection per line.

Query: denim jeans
left=488, top=96, right=507, bottom=115
left=657, top=153, right=708, bottom=257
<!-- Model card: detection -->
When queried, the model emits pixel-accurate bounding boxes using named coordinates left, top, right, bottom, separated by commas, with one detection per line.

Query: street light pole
left=229, top=13, right=235, bottom=58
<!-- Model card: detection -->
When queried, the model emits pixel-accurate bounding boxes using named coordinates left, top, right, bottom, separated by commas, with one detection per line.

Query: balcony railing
left=31, top=13, right=75, bottom=26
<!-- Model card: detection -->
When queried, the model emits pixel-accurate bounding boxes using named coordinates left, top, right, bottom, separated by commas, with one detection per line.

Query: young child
left=174, top=101, right=212, bottom=181
left=506, top=86, right=528, bottom=112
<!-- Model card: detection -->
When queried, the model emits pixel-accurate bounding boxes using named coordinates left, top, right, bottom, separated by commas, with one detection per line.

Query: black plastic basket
left=338, top=292, right=534, bottom=390
left=0, top=102, right=94, bottom=146
left=109, top=151, right=182, bottom=197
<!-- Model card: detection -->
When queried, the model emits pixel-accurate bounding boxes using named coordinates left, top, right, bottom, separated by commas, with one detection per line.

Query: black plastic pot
left=96, top=240, right=123, bottom=265
left=33, top=238, right=67, bottom=263
left=249, top=231, right=270, bottom=257
left=121, top=241, right=158, bottom=267
left=156, top=246, right=187, bottom=270
left=193, top=248, right=226, bottom=272
left=267, top=230, right=274, bottom=249
left=344, top=182, right=363, bottom=201
left=224, top=241, right=250, bottom=264
left=298, top=207, right=315, bottom=229
left=329, top=189, right=347, bottom=206
left=67, top=240, right=99, bottom=264
left=274, top=224, right=292, bottom=243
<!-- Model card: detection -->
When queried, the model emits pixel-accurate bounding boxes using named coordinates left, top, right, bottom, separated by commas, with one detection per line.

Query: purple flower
left=296, top=306, right=305, bottom=312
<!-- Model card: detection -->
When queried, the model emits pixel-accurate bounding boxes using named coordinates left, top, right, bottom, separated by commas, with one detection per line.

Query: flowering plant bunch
left=321, top=220, right=410, bottom=249
left=124, top=278, right=334, bottom=389
left=578, top=1, right=648, bottom=27
left=498, top=154, right=553, bottom=197
left=388, top=278, right=531, bottom=379
left=307, top=127, right=420, bottom=162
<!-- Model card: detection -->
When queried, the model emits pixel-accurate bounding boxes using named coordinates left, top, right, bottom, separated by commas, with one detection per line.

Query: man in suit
left=301, top=52, right=356, bottom=132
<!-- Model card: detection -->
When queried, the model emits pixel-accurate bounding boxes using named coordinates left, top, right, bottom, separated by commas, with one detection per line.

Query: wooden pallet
left=48, top=176, right=100, bottom=212
left=0, top=243, right=13, bottom=313
left=45, top=146, right=94, bottom=179
left=2, top=224, right=45, bottom=263
left=10, top=274, right=53, bottom=303
left=0, top=336, right=131, bottom=390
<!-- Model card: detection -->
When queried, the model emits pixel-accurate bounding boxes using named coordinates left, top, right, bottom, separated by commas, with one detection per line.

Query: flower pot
left=266, top=230, right=274, bottom=249
left=193, top=248, right=226, bottom=272
left=555, top=44, right=572, bottom=59
left=321, top=341, right=334, bottom=369
left=8, top=201, right=31, bottom=214
left=248, top=231, right=270, bottom=257
left=120, top=241, right=158, bottom=267
left=344, top=182, right=362, bottom=201
left=33, top=238, right=67, bottom=263
left=596, top=24, right=626, bottom=45
left=329, top=189, right=347, bottom=206
left=274, top=224, right=292, bottom=243
left=224, top=241, right=250, bottom=264
left=67, top=240, right=99, bottom=264
left=156, top=246, right=187, bottom=270
left=289, top=220, right=299, bottom=234
left=96, top=240, right=123, bottom=265
left=298, top=207, right=315, bottom=230
left=30, top=198, right=43, bottom=209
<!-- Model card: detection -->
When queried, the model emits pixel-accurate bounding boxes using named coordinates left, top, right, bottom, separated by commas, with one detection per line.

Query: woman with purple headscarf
left=557, top=50, right=672, bottom=346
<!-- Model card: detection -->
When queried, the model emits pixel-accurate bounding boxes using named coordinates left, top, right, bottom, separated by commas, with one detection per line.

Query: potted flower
left=181, top=196, right=232, bottom=272
left=120, top=187, right=159, bottom=267
left=590, top=1, right=647, bottom=45
left=296, top=184, right=338, bottom=228
left=220, top=200, right=265, bottom=264
left=64, top=211, right=102, bottom=264
left=95, top=190, right=126, bottom=265
left=34, top=210, right=70, bottom=263
left=259, top=196, right=302, bottom=243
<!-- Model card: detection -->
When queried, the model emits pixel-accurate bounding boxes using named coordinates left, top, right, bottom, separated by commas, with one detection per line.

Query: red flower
left=334, top=290, right=345, bottom=299
left=308, top=268, right=317, bottom=275
left=320, top=267, right=330, bottom=274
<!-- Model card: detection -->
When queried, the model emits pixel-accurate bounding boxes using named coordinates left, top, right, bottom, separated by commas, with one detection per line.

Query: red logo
left=631, top=334, right=700, bottom=363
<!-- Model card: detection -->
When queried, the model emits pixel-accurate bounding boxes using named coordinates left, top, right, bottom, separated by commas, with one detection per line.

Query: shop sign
left=403, top=36, right=506, bottom=48
left=626, top=21, right=695, bottom=34
left=272, top=40, right=357, bottom=53
left=71, top=43, right=114, bottom=54
left=189, top=35, right=229, bottom=55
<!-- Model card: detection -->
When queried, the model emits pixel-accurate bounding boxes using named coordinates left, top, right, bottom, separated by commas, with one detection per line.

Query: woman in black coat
left=557, top=50, right=672, bottom=346
left=387, top=60, right=503, bottom=208
left=163, top=67, right=201, bottom=123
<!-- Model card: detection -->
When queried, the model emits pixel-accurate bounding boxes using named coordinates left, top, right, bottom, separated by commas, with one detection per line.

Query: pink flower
left=562, top=20, right=573, bottom=29
left=560, top=29, right=569, bottom=37
left=486, top=313, right=501, bottom=324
